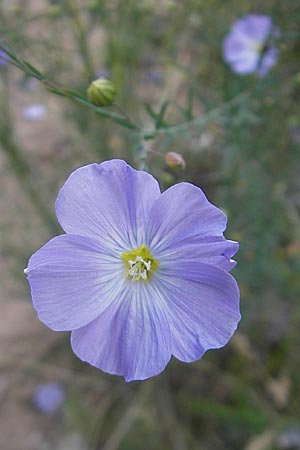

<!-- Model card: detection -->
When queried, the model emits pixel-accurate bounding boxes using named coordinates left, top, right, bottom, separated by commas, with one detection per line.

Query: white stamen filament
left=128, top=256, right=151, bottom=281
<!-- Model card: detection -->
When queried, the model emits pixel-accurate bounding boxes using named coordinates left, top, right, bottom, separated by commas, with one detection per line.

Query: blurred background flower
left=32, top=382, right=65, bottom=414
left=21, top=103, right=47, bottom=121
left=0, top=48, right=8, bottom=67
left=222, top=14, right=279, bottom=76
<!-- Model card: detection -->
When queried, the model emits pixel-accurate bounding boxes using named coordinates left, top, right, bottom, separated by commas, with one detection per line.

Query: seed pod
left=87, top=77, right=117, bottom=107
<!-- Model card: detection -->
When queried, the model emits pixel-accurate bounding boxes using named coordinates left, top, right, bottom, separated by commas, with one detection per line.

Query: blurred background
left=0, top=0, right=300, bottom=449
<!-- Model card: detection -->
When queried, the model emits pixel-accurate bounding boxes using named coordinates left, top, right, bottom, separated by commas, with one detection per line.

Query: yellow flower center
left=252, top=41, right=263, bottom=53
left=122, top=245, right=158, bottom=282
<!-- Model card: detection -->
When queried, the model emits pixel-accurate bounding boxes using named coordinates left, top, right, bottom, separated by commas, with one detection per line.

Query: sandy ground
left=0, top=4, right=79, bottom=447
left=0, top=298, right=64, bottom=450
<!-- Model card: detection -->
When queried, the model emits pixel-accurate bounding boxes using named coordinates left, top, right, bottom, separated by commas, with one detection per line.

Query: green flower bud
left=87, top=78, right=116, bottom=107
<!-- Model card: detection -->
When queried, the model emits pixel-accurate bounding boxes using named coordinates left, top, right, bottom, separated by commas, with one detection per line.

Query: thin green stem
left=141, top=89, right=252, bottom=140
left=0, top=43, right=140, bottom=131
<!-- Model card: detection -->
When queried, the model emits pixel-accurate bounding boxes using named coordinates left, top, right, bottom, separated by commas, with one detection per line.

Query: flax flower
left=33, top=383, right=64, bottom=414
left=25, top=160, right=240, bottom=381
left=223, top=14, right=279, bottom=76
left=0, top=49, right=8, bottom=67
left=21, top=103, right=47, bottom=121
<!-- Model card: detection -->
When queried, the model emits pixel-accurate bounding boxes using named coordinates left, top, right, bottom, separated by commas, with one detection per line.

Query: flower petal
left=153, top=262, right=240, bottom=362
left=223, top=32, right=255, bottom=64
left=223, top=32, right=259, bottom=74
left=232, top=14, right=272, bottom=43
left=230, top=51, right=259, bottom=74
left=55, top=160, right=161, bottom=251
left=257, top=47, right=279, bottom=77
left=25, top=234, right=125, bottom=331
left=71, top=282, right=172, bottom=381
left=146, top=183, right=227, bottom=253
left=158, top=236, right=239, bottom=272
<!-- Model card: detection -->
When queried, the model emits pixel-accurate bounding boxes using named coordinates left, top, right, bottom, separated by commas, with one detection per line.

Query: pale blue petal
left=232, top=14, right=272, bottom=42
left=26, top=234, right=125, bottom=331
left=257, top=47, right=279, bottom=77
left=71, top=282, right=172, bottom=382
left=158, top=236, right=239, bottom=272
left=230, top=51, right=259, bottom=74
left=146, top=183, right=227, bottom=254
left=153, top=262, right=240, bottom=362
left=55, top=160, right=161, bottom=251
left=223, top=32, right=259, bottom=73
left=223, top=32, right=255, bottom=64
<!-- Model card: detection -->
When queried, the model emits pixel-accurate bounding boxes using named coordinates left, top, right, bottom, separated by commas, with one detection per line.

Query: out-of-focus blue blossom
left=21, top=103, right=47, bottom=121
left=33, top=382, right=65, bottom=414
left=0, top=49, right=8, bottom=67
left=25, top=160, right=240, bottom=382
left=277, top=427, right=300, bottom=449
left=145, top=70, right=163, bottom=85
left=223, top=14, right=279, bottom=77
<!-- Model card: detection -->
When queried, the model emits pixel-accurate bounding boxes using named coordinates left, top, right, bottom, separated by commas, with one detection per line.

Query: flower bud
left=87, top=77, right=116, bottom=107
left=165, top=152, right=186, bottom=169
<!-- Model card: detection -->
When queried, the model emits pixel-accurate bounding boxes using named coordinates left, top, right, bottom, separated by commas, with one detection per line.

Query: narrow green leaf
left=23, top=60, right=45, bottom=80
left=144, top=102, right=158, bottom=120
left=46, top=87, right=139, bottom=130
left=46, top=87, right=67, bottom=97
left=155, top=100, right=170, bottom=129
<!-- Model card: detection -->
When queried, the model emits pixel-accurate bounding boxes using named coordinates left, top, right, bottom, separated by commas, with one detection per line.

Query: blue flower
left=0, top=49, right=8, bottom=67
left=21, top=103, right=47, bottom=121
left=25, top=160, right=240, bottom=382
left=223, top=14, right=279, bottom=76
left=33, top=383, right=64, bottom=414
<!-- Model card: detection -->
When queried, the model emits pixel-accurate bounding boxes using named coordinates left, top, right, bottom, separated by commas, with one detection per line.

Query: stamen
left=122, top=245, right=158, bottom=283
left=127, top=256, right=152, bottom=281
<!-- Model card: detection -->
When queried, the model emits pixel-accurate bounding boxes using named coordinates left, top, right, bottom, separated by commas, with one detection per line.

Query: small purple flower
left=25, top=160, right=240, bottom=382
left=223, top=14, right=279, bottom=76
left=145, top=70, right=163, bottom=85
left=0, top=49, right=8, bottom=67
left=33, top=383, right=64, bottom=414
left=21, top=103, right=47, bottom=121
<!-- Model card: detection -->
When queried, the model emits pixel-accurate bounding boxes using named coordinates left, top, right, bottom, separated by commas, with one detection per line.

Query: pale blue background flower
left=33, top=382, right=64, bottom=414
left=0, top=49, right=8, bottom=67
left=223, top=14, right=279, bottom=76
left=21, top=103, right=47, bottom=121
